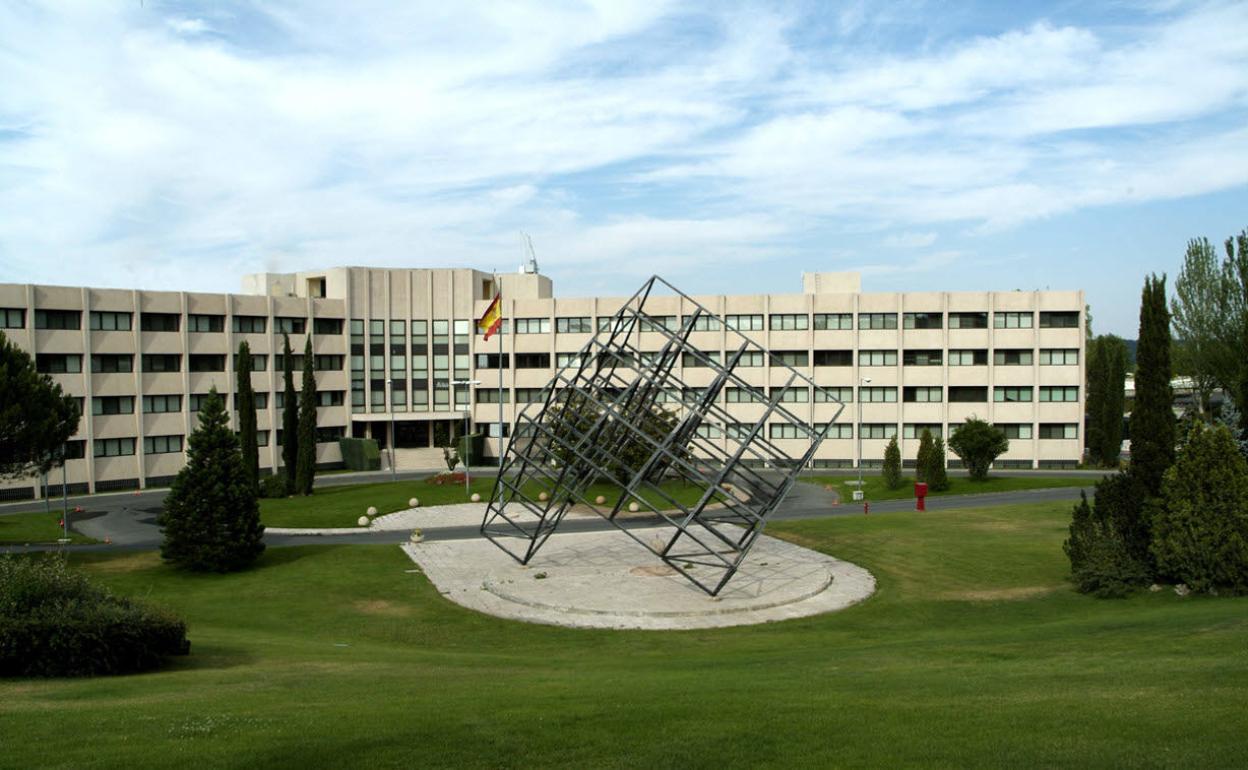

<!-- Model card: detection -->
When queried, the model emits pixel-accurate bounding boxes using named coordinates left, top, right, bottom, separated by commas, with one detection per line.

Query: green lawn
left=261, top=477, right=723, bottom=528
left=0, top=510, right=98, bottom=544
left=806, top=472, right=1094, bottom=501
left=1, top=502, right=1244, bottom=768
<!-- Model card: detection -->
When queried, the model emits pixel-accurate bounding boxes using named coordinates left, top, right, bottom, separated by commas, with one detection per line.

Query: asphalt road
left=1, top=471, right=1091, bottom=554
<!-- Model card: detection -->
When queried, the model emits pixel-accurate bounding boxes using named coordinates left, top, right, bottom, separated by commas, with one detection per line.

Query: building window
left=813, top=350, right=853, bottom=366
left=1039, top=423, right=1078, bottom=439
left=993, top=349, right=1033, bottom=366
left=62, top=440, right=87, bottom=460
left=515, top=388, right=545, bottom=404
left=997, top=423, right=1033, bottom=439
left=188, top=393, right=215, bottom=412
left=770, top=350, right=808, bottom=367
left=143, top=394, right=182, bottom=413
left=316, top=390, right=346, bottom=407
left=858, top=312, right=897, bottom=330
left=1039, top=386, right=1079, bottom=402
left=948, top=312, right=987, bottom=329
left=725, top=387, right=765, bottom=403
left=725, top=314, right=764, bottom=332
left=681, top=351, right=721, bottom=368
left=91, top=354, right=133, bottom=373
left=683, top=314, right=722, bottom=331
left=555, top=316, right=592, bottom=333
left=640, top=315, right=676, bottom=333
left=860, top=423, right=897, bottom=439
left=816, top=423, right=854, bottom=439
left=1039, top=348, right=1079, bottom=365
left=233, top=315, right=266, bottom=333
left=903, top=423, right=943, bottom=439
left=948, top=386, right=988, bottom=403
left=513, top=318, right=550, bottom=334
left=36, top=354, right=82, bottom=374
left=187, top=314, right=224, bottom=333
left=314, top=355, right=344, bottom=371
left=92, top=396, right=134, bottom=415
left=994, top=386, right=1033, bottom=403
left=903, top=386, right=942, bottom=403
left=514, top=353, right=551, bottom=369
left=188, top=355, right=225, bottom=372
left=948, top=349, right=987, bottom=366
left=859, top=386, right=898, bottom=403
left=144, top=435, right=183, bottom=455
left=769, top=314, right=809, bottom=331
left=142, top=354, right=181, bottom=373
left=476, top=388, right=510, bottom=403
left=903, top=312, right=943, bottom=330
left=734, top=350, right=765, bottom=367
left=140, top=312, right=179, bottom=332
left=771, top=386, right=810, bottom=403
left=695, top=424, right=722, bottom=439
left=0, top=308, right=25, bottom=329
left=90, top=311, right=132, bottom=331
left=903, top=349, right=942, bottom=366
left=315, top=426, right=346, bottom=443
left=94, top=438, right=136, bottom=458
left=274, top=354, right=305, bottom=372
left=815, top=386, right=853, bottom=403
left=475, top=353, right=510, bottom=369
left=274, top=317, right=307, bottom=335
left=769, top=424, right=803, bottom=440
left=314, top=318, right=344, bottom=335
left=994, top=312, right=1033, bottom=329
left=35, top=309, right=82, bottom=330
left=813, top=313, right=853, bottom=330
left=1039, top=311, right=1079, bottom=329
left=232, top=392, right=269, bottom=410
left=859, top=350, right=898, bottom=366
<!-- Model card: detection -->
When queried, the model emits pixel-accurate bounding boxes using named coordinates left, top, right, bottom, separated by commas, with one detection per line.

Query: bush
left=1065, top=474, right=1153, bottom=598
left=0, top=555, right=189, bottom=677
left=338, top=438, right=381, bottom=471
left=882, top=436, right=903, bottom=490
left=1151, top=423, right=1248, bottom=594
left=948, top=418, right=1009, bottom=481
left=260, top=473, right=288, bottom=499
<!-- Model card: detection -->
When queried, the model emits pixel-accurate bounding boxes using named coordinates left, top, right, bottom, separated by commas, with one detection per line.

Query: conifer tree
left=926, top=435, right=950, bottom=492
left=1130, top=274, right=1175, bottom=495
left=235, top=340, right=259, bottom=492
left=915, top=429, right=934, bottom=484
left=281, top=333, right=298, bottom=495
left=295, top=336, right=318, bottom=495
left=1086, top=335, right=1128, bottom=467
left=159, top=388, right=264, bottom=571
left=882, top=435, right=902, bottom=490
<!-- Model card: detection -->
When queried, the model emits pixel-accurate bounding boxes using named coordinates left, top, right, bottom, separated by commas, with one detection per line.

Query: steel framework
left=480, top=276, right=845, bottom=595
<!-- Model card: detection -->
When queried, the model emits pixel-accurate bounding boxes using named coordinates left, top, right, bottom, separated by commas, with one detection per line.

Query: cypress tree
left=915, top=429, right=934, bottom=484
left=1100, top=335, right=1128, bottom=467
left=295, top=336, right=318, bottom=495
left=281, top=333, right=298, bottom=495
left=235, top=340, right=259, bottom=492
left=882, top=435, right=902, bottom=490
left=926, top=435, right=950, bottom=492
left=1085, top=337, right=1107, bottom=465
left=158, top=388, right=264, bottom=571
left=1130, top=274, right=1175, bottom=496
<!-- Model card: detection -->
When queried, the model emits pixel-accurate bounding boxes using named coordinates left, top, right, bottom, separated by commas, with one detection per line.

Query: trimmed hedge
left=0, top=555, right=189, bottom=677
left=339, top=437, right=381, bottom=471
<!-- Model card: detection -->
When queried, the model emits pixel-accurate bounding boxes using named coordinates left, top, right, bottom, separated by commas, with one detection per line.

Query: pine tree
left=915, top=429, right=934, bottom=484
left=235, top=340, right=259, bottom=492
left=926, top=435, right=950, bottom=492
left=1130, top=274, right=1175, bottom=495
left=882, top=435, right=902, bottom=490
left=295, top=336, right=318, bottom=495
left=1085, top=336, right=1107, bottom=465
left=158, top=388, right=264, bottom=572
left=281, top=333, right=298, bottom=495
left=1100, top=336, right=1128, bottom=467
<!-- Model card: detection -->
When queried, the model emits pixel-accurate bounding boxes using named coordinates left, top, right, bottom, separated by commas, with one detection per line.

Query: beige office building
left=0, top=267, right=1085, bottom=500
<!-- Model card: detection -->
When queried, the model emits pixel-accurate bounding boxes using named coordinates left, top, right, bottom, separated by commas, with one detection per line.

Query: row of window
left=9, top=310, right=341, bottom=335
left=475, top=384, right=1079, bottom=405
left=762, top=422, right=1077, bottom=440
left=87, top=390, right=348, bottom=416
left=87, top=425, right=348, bottom=458
left=33, top=353, right=348, bottom=375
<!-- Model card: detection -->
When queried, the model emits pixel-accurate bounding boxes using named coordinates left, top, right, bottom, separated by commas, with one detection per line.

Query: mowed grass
left=806, top=472, right=1094, bottom=501
left=261, top=477, right=720, bottom=528
left=0, top=510, right=98, bottom=544
left=2, top=503, right=1246, bottom=768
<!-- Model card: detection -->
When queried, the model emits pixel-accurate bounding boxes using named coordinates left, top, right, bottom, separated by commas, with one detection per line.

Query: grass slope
left=806, top=473, right=1093, bottom=501
left=2, top=502, right=1245, bottom=767
left=0, top=510, right=98, bottom=544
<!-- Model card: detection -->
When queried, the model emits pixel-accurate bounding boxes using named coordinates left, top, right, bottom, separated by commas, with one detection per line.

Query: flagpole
left=497, top=273, right=504, bottom=469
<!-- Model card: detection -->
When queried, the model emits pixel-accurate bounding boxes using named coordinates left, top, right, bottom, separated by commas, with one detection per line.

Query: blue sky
left=1, top=1, right=1246, bottom=336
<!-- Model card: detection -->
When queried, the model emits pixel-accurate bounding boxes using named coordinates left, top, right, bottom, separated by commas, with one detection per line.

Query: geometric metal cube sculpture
left=480, top=276, right=845, bottom=595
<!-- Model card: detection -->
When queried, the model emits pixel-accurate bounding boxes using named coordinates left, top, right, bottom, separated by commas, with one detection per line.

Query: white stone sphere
left=409, top=529, right=424, bottom=543
left=595, top=495, right=607, bottom=505
left=538, top=491, right=549, bottom=502
left=628, top=501, right=640, bottom=512
left=366, top=506, right=378, bottom=517
left=408, top=497, right=419, bottom=508
left=357, top=516, right=370, bottom=527
left=470, top=493, right=481, bottom=502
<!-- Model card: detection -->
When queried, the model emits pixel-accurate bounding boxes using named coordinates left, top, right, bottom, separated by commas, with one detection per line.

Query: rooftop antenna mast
left=521, top=232, right=539, bottom=274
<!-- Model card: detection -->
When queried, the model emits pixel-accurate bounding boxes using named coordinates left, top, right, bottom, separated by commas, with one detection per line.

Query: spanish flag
left=478, top=293, right=503, bottom=340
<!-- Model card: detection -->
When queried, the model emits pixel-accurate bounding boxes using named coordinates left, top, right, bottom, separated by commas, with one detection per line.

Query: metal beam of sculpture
left=480, top=276, right=845, bottom=596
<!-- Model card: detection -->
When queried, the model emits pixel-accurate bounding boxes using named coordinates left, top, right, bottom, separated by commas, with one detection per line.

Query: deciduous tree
left=948, top=418, right=1008, bottom=481
left=0, top=332, right=80, bottom=479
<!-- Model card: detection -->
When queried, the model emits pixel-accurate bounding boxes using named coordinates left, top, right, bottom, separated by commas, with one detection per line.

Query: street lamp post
left=857, top=376, right=872, bottom=500
left=452, top=379, right=482, bottom=493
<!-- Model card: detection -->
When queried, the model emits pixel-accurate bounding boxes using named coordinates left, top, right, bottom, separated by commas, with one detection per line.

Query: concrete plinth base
left=401, top=527, right=875, bottom=630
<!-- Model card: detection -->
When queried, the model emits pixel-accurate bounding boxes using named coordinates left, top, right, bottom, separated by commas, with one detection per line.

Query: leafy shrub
left=948, top=418, right=1009, bottom=481
left=260, top=473, right=288, bottom=499
left=1065, top=473, right=1153, bottom=598
left=1151, top=423, right=1248, bottom=594
left=0, top=555, right=189, bottom=677
left=882, top=436, right=903, bottom=490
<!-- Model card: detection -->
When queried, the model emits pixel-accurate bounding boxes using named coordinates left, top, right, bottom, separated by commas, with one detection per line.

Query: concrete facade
left=0, top=266, right=1084, bottom=500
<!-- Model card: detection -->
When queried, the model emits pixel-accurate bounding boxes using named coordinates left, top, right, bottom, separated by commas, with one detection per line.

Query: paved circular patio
left=401, top=525, right=875, bottom=630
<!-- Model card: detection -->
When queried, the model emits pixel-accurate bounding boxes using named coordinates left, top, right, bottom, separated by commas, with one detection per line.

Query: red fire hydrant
left=915, top=482, right=929, bottom=511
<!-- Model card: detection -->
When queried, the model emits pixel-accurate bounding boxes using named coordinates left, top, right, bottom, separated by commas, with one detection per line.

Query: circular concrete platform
left=400, top=526, right=875, bottom=630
